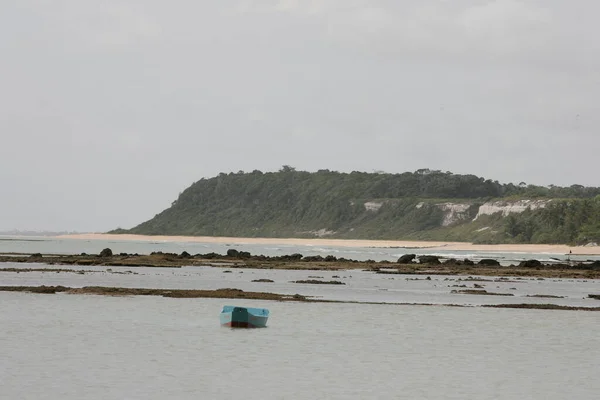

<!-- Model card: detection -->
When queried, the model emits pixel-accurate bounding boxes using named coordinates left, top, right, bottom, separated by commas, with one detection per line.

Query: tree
left=280, top=165, right=296, bottom=173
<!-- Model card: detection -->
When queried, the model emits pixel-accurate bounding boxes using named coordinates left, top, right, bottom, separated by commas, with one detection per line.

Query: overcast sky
left=1, top=0, right=599, bottom=232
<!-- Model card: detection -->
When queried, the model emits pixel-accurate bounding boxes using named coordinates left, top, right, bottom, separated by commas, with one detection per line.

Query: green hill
left=112, top=167, right=600, bottom=245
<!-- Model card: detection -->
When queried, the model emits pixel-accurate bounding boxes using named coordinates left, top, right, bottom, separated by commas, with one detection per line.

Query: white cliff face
left=436, top=203, right=472, bottom=226
left=311, top=228, right=335, bottom=237
left=474, top=200, right=550, bottom=220
left=415, top=199, right=552, bottom=227
left=364, top=202, right=383, bottom=211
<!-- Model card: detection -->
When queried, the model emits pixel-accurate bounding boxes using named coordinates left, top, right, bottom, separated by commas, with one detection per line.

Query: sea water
left=1, top=293, right=599, bottom=399
left=2, top=236, right=600, bottom=399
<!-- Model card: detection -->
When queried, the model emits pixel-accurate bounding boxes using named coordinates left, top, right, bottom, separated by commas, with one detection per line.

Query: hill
left=112, top=167, right=600, bottom=245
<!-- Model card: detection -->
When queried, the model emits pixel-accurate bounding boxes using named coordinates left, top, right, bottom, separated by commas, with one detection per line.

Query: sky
left=1, top=0, right=599, bottom=232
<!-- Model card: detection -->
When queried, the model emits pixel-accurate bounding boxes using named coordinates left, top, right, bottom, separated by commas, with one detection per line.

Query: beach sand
left=57, top=233, right=600, bottom=255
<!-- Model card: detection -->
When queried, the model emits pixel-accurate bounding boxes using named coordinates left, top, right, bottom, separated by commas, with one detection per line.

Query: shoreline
left=56, top=233, right=600, bottom=256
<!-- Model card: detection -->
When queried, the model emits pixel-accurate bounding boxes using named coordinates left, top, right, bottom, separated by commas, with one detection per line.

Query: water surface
left=2, top=237, right=600, bottom=399
left=1, top=293, right=599, bottom=399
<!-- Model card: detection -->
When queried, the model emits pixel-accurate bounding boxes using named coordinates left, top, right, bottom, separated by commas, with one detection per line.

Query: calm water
left=2, top=236, right=600, bottom=399
left=2, top=262, right=600, bottom=308
left=1, top=293, right=599, bottom=399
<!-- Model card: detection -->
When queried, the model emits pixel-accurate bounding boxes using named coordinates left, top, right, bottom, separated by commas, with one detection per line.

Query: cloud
left=88, top=5, right=163, bottom=48
left=26, top=1, right=163, bottom=50
left=233, top=0, right=332, bottom=15
left=320, top=1, right=552, bottom=58
left=229, top=0, right=560, bottom=63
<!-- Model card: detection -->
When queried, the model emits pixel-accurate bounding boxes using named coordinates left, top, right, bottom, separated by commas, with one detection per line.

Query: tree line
left=113, top=168, right=600, bottom=244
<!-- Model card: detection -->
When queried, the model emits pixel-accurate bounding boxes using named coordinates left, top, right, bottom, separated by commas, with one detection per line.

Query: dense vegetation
left=113, top=167, right=600, bottom=245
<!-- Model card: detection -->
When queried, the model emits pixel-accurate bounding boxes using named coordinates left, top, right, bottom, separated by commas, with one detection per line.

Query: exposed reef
left=0, top=286, right=297, bottom=301
left=2, top=249, right=600, bottom=279
left=2, top=285, right=600, bottom=311
left=292, top=280, right=346, bottom=285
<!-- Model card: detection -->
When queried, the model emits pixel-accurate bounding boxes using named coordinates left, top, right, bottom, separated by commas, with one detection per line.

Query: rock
left=451, top=289, right=513, bottom=296
left=99, top=248, right=113, bottom=257
left=588, top=261, right=600, bottom=269
left=463, top=259, right=475, bottom=266
left=293, top=280, right=345, bottom=285
left=443, top=258, right=459, bottom=265
left=226, top=249, right=240, bottom=257
left=418, top=255, right=441, bottom=265
left=302, top=255, right=324, bottom=262
left=226, top=249, right=251, bottom=259
left=29, top=253, right=42, bottom=258
left=519, top=259, right=542, bottom=268
left=397, top=254, right=416, bottom=264
left=180, top=251, right=191, bottom=258
left=252, top=279, right=274, bottom=283
left=277, top=253, right=303, bottom=261
left=478, top=258, right=500, bottom=266
left=201, top=252, right=221, bottom=259
left=238, top=251, right=251, bottom=259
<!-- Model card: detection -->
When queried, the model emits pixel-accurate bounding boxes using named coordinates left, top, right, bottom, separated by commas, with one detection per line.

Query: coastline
left=56, top=233, right=600, bottom=255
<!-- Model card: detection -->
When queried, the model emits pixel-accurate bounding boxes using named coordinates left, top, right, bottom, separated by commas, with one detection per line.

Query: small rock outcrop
left=519, top=259, right=542, bottom=268
left=180, top=251, right=191, bottom=258
left=99, top=248, right=113, bottom=257
left=589, top=261, right=600, bottom=269
left=303, top=255, right=323, bottom=262
left=274, top=253, right=303, bottom=261
left=478, top=259, right=500, bottom=266
left=418, top=255, right=441, bottom=265
left=226, top=249, right=240, bottom=257
left=226, top=249, right=251, bottom=258
left=397, top=254, right=416, bottom=264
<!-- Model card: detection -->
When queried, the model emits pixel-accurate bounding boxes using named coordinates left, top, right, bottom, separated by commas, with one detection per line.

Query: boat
left=220, top=305, right=269, bottom=328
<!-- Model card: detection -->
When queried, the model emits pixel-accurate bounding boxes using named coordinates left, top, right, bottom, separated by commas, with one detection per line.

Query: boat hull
left=220, top=306, right=269, bottom=328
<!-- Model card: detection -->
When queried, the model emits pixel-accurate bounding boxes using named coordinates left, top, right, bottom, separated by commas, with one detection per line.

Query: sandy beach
left=58, top=233, right=600, bottom=255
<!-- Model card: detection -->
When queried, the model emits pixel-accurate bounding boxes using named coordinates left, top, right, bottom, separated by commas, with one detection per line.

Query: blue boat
left=220, top=305, right=269, bottom=328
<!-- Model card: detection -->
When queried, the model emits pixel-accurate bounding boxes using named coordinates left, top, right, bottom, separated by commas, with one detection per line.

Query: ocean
left=1, top=236, right=600, bottom=399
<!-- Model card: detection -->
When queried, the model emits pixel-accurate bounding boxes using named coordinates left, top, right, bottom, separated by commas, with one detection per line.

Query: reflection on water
left=1, top=293, right=599, bottom=399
